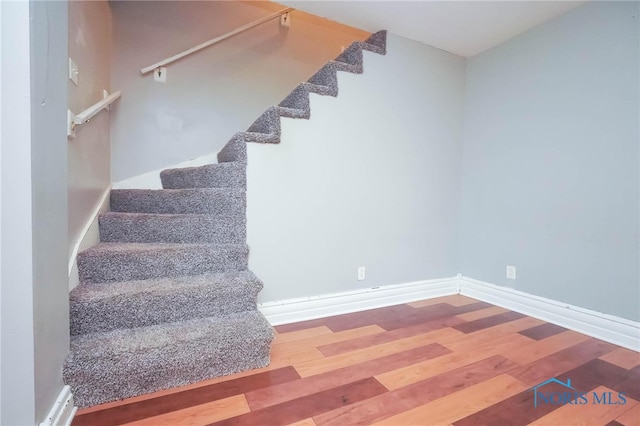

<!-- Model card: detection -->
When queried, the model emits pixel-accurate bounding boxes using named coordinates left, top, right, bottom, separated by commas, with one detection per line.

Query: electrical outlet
left=357, top=266, right=365, bottom=281
left=154, top=67, right=167, bottom=83
left=506, top=265, right=516, bottom=280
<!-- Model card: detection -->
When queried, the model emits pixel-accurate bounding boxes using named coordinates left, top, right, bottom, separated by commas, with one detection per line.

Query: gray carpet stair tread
left=99, top=212, right=246, bottom=244
left=217, top=134, right=248, bottom=163
left=77, top=242, right=249, bottom=283
left=160, top=161, right=246, bottom=190
left=70, top=271, right=263, bottom=335
left=64, top=310, right=274, bottom=407
left=364, top=30, right=387, bottom=54
left=110, top=188, right=245, bottom=215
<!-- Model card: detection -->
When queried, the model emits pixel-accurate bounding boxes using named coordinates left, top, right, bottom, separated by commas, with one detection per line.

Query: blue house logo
left=531, top=378, right=575, bottom=408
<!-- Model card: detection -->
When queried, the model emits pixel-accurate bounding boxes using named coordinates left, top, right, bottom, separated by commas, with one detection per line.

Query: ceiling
left=279, top=1, right=586, bottom=57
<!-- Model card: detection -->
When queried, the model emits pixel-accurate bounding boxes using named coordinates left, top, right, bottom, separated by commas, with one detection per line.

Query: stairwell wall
left=1, top=1, right=69, bottom=424
left=109, top=1, right=368, bottom=183
left=68, top=0, right=113, bottom=280
left=459, top=1, right=640, bottom=321
left=247, top=34, right=466, bottom=303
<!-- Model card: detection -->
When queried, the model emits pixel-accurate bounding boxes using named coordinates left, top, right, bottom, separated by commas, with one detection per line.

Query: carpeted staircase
left=64, top=30, right=387, bottom=408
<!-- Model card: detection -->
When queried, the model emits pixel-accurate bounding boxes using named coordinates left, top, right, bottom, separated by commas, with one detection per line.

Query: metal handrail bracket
left=68, top=89, right=122, bottom=139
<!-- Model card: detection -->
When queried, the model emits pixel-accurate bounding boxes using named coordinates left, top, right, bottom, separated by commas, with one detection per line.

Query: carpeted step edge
left=363, top=30, right=387, bottom=55
left=77, top=242, right=249, bottom=284
left=160, top=161, right=246, bottom=190
left=110, top=188, right=245, bottom=216
left=64, top=310, right=275, bottom=408
left=70, top=271, right=263, bottom=335
left=99, top=212, right=246, bottom=244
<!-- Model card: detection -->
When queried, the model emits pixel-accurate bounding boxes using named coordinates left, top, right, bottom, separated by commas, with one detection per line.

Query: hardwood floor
left=72, top=295, right=640, bottom=426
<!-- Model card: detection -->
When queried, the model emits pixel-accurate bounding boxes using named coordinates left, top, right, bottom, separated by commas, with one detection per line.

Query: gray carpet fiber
left=64, top=30, right=386, bottom=408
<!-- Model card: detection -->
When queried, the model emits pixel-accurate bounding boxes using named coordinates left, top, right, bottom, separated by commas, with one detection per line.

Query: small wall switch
left=506, top=265, right=517, bottom=280
left=154, top=67, right=167, bottom=83
left=280, top=12, right=291, bottom=28
left=357, top=266, right=365, bottom=281
left=69, top=58, right=79, bottom=86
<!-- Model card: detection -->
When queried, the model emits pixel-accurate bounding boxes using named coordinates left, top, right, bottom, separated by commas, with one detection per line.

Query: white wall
left=1, top=1, right=69, bottom=424
left=68, top=0, right=112, bottom=273
left=110, top=1, right=368, bottom=183
left=248, top=34, right=466, bottom=303
left=1, top=3, right=36, bottom=423
left=459, top=1, right=639, bottom=321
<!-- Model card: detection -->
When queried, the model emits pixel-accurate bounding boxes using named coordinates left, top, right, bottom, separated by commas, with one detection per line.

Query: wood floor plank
left=376, top=332, right=531, bottom=390
left=121, top=394, right=249, bottom=426
left=208, top=377, right=388, bottom=426
left=274, top=327, right=333, bottom=344
left=502, top=330, right=591, bottom=365
left=272, top=325, right=386, bottom=354
left=508, top=339, right=618, bottom=387
left=247, top=343, right=450, bottom=411
left=269, top=346, right=326, bottom=369
left=408, top=294, right=479, bottom=308
left=294, top=327, right=462, bottom=378
left=518, top=322, right=567, bottom=340
left=316, top=356, right=517, bottom=426
left=600, top=347, right=640, bottom=370
left=285, top=418, right=317, bottom=426
left=452, top=311, right=526, bottom=334
left=441, top=317, right=544, bottom=353
left=370, top=374, right=527, bottom=426
left=316, top=316, right=463, bottom=357
left=454, top=305, right=509, bottom=322
left=529, top=387, right=638, bottom=426
left=72, top=367, right=301, bottom=426
left=614, top=402, right=640, bottom=425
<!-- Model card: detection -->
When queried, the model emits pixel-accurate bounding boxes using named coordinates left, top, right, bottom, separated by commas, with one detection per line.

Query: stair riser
left=66, top=342, right=270, bottom=408
left=70, top=285, right=260, bottom=335
left=160, top=162, right=246, bottom=190
left=78, top=246, right=248, bottom=283
left=99, top=215, right=246, bottom=244
left=64, top=312, right=274, bottom=408
left=110, top=190, right=245, bottom=215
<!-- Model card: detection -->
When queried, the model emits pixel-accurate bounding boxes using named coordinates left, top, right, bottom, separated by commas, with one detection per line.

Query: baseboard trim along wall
left=259, top=277, right=460, bottom=326
left=259, top=275, right=639, bottom=351
left=39, top=386, right=77, bottom=426
left=459, top=276, right=640, bottom=352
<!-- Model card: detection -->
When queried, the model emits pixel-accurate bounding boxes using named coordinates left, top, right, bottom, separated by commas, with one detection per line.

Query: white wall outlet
left=68, top=58, right=79, bottom=86
left=154, top=67, right=167, bottom=83
left=357, top=266, right=365, bottom=281
left=506, top=265, right=517, bottom=280
left=280, top=12, right=291, bottom=28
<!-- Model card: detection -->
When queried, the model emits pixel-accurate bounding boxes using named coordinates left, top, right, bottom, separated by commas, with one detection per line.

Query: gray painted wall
left=1, top=1, right=69, bottom=424
left=110, top=1, right=368, bottom=183
left=68, top=0, right=112, bottom=266
left=248, top=34, right=466, bottom=302
left=459, top=1, right=639, bottom=321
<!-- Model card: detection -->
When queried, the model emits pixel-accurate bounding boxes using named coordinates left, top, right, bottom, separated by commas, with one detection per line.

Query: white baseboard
left=39, top=386, right=77, bottom=426
left=258, top=274, right=639, bottom=351
left=112, top=153, right=218, bottom=190
left=259, top=277, right=459, bottom=326
left=459, top=276, right=640, bottom=351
